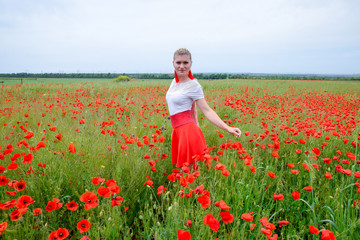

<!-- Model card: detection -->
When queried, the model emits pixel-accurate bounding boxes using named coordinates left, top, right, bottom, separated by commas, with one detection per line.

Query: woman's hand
left=227, top=127, right=241, bottom=138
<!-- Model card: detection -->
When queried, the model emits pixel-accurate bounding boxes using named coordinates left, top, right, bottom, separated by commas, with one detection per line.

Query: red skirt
left=170, top=111, right=207, bottom=168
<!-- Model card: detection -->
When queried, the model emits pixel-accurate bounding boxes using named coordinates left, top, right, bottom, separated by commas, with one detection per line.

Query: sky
left=0, top=0, right=359, bottom=74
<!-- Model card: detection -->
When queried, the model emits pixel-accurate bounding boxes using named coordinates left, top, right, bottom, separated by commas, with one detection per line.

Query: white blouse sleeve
left=188, top=84, right=205, bottom=101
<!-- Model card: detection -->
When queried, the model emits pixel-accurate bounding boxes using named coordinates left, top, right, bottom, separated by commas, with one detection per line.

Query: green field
left=0, top=79, right=359, bottom=239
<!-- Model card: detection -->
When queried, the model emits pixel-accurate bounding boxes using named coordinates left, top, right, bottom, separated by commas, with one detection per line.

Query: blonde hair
left=173, top=48, right=192, bottom=60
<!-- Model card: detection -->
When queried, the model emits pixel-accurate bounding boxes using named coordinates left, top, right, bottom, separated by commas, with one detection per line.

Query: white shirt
left=166, top=78, right=205, bottom=116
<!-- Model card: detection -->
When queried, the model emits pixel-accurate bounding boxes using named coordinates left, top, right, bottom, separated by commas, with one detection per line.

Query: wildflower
left=177, top=230, right=191, bottom=240
left=204, top=214, right=220, bottom=232
left=197, top=194, right=211, bottom=209
left=321, top=229, right=336, bottom=240
left=273, top=193, right=284, bottom=201
left=33, top=208, right=42, bottom=215
left=309, top=225, right=319, bottom=234
left=241, top=212, right=254, bottom=221
left=68, top=143, right=76, bottom=153
left=77, top=219, right=91, bottom=233
left=303, top=186, right=314, bottom=192
left=214, top=200, right=231, bottom=211
left=220, top=211, right=234, bottom=224
left=66, top=201, right=79, bottom=211
left=80, top=192, right=98, bottom=210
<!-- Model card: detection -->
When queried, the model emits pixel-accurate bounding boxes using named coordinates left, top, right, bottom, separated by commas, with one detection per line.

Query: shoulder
left=189, top=79, right=202, bottom=89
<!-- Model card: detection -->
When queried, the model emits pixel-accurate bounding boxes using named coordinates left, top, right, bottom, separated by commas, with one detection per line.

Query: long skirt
left=170, top=111, right=207, bottom=168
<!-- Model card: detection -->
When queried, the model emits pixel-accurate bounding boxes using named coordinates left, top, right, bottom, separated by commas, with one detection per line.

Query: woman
left=166, top=48, right=241, bottom=169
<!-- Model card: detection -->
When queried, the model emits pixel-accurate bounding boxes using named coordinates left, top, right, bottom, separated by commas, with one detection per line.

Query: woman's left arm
left=196, top=98, right=241, bottom=137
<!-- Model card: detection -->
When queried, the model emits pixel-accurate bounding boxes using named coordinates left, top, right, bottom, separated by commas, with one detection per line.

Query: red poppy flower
left=68, top=143, right=76, bottom=153
left=56, top=228, right=69, bottom=240
left=184, top=220, right=192, bottom=227
left=179, top=177, right=188, bottom=187
left=268, top=172, right=276, bottom=178
left=23, top=132, right=34, bottom=139
left=197, top=194, right=211, bottom=209
left=309, top=225, right=319, bottom=234
left=241, top=212, right=254, bottom=221
left=273, top=193, right=284, bottom=201
left=325, top=172, right=332, bottom=179
left=38, top=162, right=46, bottom=168
left=80, top=237, right=92, bottom=240
left=177, top=230, right=191, bottom=240
left=186, top=174, right=195, bottom=184
left=45, top=198, right=63, bottom=212
left=321, top=229, right=336, bottom=240
left=292, top=191, right=300, bottom=201
left=346, top=152, right=355, bottom=161
left=287, top=163, right=295, bottom=168
left=220, top=211, right=234, bottom=224
left=303, top=186, right=314, bottom=192
left=35, top=141, right=45, bottom=150
left=249, top=223, right=256, bottom=231
left=323, top=158, right=331, bottom=164
left=193, top=185, right=204, bottom=195
left=260, top=228, right=272, bottom=236
left=16, top=195, right=35, bottom=208
left=92, top=176, right=104, bottom=185
left=312, top=147, right=321, bottom=156
left=7, top=162, right=18, bottom=170
left=167, top=173, right=176, bottom=182
left=144, top=177, right=153, bottom=187
left=80, top=192, right=98, bottom=210
left=22, top=154, right=33, bottom=164
left=98, top=186, right=111, bottom=198
left=14, top=180, right=26, bottom=191
left=272, top=150, right=279, bottom=158
left=1, top=199, right=16, bottom=210
left=278, top=220, right=289, bottom=227
left=214, top=200, right=231, bottom=211
left=260, top=217, right=276, bottom=230
left=107, top=182, right=120, bottom=194
left=33, top=208, right=42, bottom=215
left=111, top=196, right=124, bottom=207
left=66, top=201, right=79, bottom=211
left=222, top=169, right=230, bottom=177
left=48, top=230, right=58, bottom=240
left=77, top=219, right=91, bottom=233
left=9, top=207, right=28, bottom=221
left=204, top=214, right=220, bottom=232
left=0, top=176, right=9, bottom=186
left=157, top=186, right=167, bottom=195
left=0, top=222, right=8, bottom=236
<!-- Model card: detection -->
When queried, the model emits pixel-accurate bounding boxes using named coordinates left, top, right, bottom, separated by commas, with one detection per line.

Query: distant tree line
left=0, top=72, right=359, bottom=81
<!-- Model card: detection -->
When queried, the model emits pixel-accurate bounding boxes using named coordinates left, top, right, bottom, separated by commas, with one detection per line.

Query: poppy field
left=0, top=79, right=359, bottom=239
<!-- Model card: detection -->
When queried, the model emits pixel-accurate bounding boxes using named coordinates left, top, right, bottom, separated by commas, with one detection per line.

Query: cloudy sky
left=0, top=0, right=359, bottom=74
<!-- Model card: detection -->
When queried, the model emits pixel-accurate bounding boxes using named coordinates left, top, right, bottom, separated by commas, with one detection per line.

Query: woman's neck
left=177, top=75, right=190, bottom=83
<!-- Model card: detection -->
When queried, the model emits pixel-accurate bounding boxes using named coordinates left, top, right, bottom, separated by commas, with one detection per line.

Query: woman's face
left=173, top=54, right=192, bottom=78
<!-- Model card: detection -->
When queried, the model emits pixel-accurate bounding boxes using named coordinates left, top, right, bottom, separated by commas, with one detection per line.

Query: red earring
left=174, top=71, right=179, bottom=83
left=188, top=70, right=195, bottom=80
